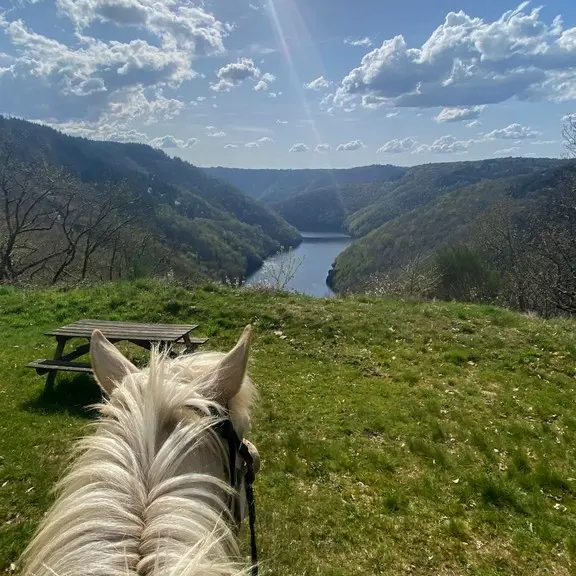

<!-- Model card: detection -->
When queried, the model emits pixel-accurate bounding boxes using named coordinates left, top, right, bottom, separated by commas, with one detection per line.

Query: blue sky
left=1, top=0, right=575, bottom=169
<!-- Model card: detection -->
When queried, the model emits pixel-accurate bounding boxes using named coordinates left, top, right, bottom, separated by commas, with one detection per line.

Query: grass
left=1, top=280, right=576, bottom=575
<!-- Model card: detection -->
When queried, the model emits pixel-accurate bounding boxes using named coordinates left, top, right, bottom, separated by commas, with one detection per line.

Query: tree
left=253, top=246, right=305, bottom=291
left=472, top=200, right=537, bottom=312
left=435, top=244, right=499, bottom=303
left=0, top=149, right=77, bottom=282
left=51, top=181, right=143, bottom=284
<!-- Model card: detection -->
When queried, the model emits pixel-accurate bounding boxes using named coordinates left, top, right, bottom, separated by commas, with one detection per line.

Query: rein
left=214, top=417, right=259, bottom=576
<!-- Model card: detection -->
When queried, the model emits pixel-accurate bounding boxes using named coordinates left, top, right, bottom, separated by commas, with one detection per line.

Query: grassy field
left=1, top=280, right=575, bottom=575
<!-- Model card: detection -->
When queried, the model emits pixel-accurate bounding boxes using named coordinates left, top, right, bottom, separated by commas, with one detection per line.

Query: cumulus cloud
left=289, top=143, right=308, bottom=152
left=435, top=106, right=484, bottom=123
left=148, top=134, right=197, bottom=149
left=55, top=0, right=228, bottom=54
left=211, top=57, right=273, bottom=92
left=245, top=141, right=259, bottom=148
left=466, top=120, right=482, bottom=128
left=258, top=136, right=274, bottom=143
left=254, top=72, right=276, bottom=92
left=224, top=143, right=238, bottom=149
left=315, top=144, right=331, bottom=152
left=415, top=135, right=474, bottom=154
left=484, top=123, right=541, bottom=140
left=205, top=126, right=226, bottom=137
left=377, top=138, right=417, bottom=154
left=336, top=139, right=365, bottom=152
left=334, top=3, right=576, bottom=110
left=344, top=37, right=373, bottom=48
left=276, top=119, right=288, bottom=125
left=0, top=1, right=228, bottom=134
left=386, top=111, right=400, bottom=118
left=304, top=76, right=332, bottom=90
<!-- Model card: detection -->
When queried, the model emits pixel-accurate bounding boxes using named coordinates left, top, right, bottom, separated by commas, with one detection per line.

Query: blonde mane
left=21, top=327, right=258, bottom=576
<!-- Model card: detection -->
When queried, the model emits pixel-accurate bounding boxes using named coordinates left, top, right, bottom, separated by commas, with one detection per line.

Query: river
left=245, top=232, right=352, bottom=297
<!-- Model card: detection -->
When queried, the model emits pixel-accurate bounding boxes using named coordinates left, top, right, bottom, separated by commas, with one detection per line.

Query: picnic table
left=27, top=319, right=208, bottom=394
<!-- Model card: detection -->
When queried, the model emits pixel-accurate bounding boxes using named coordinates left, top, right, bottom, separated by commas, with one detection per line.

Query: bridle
left=213, top=416, right=259, bottom=576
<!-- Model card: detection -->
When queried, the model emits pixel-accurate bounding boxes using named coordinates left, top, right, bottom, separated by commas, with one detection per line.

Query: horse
left=20, top=325, right=261, bottom=576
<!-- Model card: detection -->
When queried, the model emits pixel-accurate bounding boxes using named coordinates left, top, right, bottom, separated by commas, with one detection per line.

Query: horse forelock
left=21, top=348, right=256, bottom=576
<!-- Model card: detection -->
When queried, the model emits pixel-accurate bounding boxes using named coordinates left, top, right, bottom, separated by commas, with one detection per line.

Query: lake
left=246, top=232, right=352, bottom=297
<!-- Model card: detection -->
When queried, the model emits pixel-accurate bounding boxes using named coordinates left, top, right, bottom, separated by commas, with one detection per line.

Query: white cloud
left=184, top=138, right=198, bottom=148
left=435, top=106, right=484, bottom=123
left=377, top=138, right=417, bottom=154
left=254, top=72, right=276, bottom=92
left=336, top=139, right=365, bottom=152
left=245, top=141, right=259, bottom=148
left=386, top=111, right=399, bottom=118
left=289, top=143, right=308, bottom=152
left=211, top=57, right=266, bottom=92
left=206, top=126, right=226, bottom=137
left=361, top=95, right=387, bottom=109
left=334, top=4, right=576, bottom=110
left=0, top=4, right=221, bottom=132
left=415, top=135, right=474, bottom=154
left=344, top=37, right=373, bottom=48
left=276, top=119, right=288, bottom=125
left=257, top=136, right=274, bottom=143
left=466, top=120, right=482, bottom=128
left=315, top=144, right=331, bottom=152
left=562, top=113, right=576, bottom=122
left=224, top=143, right=238, bottom=149
left=304, top=76, right=332, bottom=90
left=149, top=134, right=185, bottom=149
left=484, top=123, right=541, bottom=140
left=531, top=140, right=558, bottom=145
left=495, top=146, right=521, bottom=155
left=55, top=0, right=228, bottom=54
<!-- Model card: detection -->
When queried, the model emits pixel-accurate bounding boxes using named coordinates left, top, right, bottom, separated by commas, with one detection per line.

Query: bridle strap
left=216, top=417, right=259, bottom=576
left=246, top=481, right=258, bottom=576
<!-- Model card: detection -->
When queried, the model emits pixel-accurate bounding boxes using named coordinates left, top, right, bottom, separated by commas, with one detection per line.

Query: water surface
left=246, top=232, right=352, bottom=297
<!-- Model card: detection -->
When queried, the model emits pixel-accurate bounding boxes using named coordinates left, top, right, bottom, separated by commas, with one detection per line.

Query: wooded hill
left=205, top=158, right=570, bottom=296
left=0, top=116, right=300, bottom=285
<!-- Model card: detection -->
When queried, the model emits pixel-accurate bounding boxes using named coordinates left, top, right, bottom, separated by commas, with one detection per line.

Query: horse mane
left=21, top=347, right=257, bottom=576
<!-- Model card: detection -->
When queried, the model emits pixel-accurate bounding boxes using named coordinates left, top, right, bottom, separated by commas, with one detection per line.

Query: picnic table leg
left=182, top=333, right=197, bottom=355
left=44, top=337, right=67, bottom=396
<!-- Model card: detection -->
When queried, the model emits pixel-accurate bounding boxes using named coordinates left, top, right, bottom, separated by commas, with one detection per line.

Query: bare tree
left=0, top=149, right=76, bottom=282
left=472, top=200, right=536, bottom=311
left=51, top=181, right=141, bottom=284
left=365, top=251, right=440, bottom=299
left=252, top=246, right=305, bottom=291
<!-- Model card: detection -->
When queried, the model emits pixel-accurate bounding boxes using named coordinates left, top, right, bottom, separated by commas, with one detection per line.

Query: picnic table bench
left=27, top=319, right=208, bottom=394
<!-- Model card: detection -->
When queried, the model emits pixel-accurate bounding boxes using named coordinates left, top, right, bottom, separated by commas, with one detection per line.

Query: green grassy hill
left=1, top=282, right=575, bottom=575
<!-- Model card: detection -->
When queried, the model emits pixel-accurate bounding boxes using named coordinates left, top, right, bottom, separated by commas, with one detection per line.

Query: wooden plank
left=46, top=319, right=199, bottom=341
left=64, top=319, right=198, bottom=330
left=27, top=359, right=93, bottom=374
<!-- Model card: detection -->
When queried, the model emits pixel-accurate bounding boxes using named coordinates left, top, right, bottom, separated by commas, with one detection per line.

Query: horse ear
left=90, top=329, right=138, bottom=395
left=214, top=325, right=252, bottom=403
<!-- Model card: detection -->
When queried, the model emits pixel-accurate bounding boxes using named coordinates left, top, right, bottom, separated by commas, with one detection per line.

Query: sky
left=1, top=0, right=576, bottom=169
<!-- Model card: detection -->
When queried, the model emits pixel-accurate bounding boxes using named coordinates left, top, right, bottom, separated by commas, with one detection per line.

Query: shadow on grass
left=22, top=374, right=103, bottom=419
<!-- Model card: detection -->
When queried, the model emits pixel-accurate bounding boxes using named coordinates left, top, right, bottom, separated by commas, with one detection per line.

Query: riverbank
left=245, top=231, right=352, bottom=297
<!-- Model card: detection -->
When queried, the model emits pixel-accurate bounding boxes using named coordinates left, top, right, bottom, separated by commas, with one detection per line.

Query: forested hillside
left=203, top=164, right=406, bottom=204
left=0, top=116, right=300, bottom=285
left=207, top=158, right=573, bottom=308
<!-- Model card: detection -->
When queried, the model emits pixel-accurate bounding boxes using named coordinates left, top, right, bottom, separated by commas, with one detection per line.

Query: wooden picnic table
left=27, top=319, right=208, bottom=394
